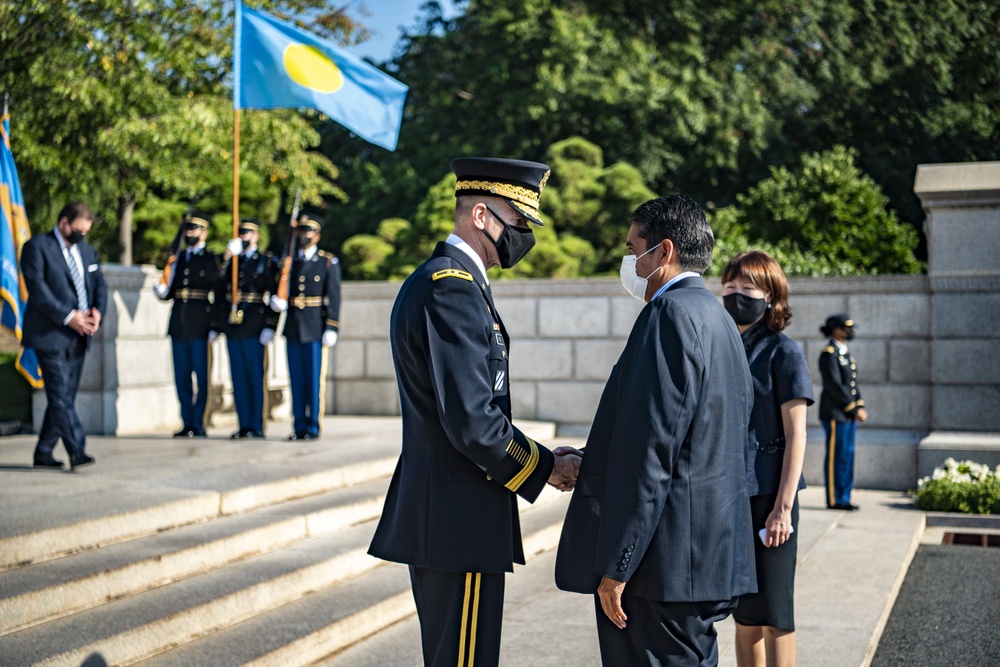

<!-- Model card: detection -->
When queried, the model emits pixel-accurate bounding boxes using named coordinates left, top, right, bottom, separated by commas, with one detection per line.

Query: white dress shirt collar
left=446, top=233, right=489, bottom=285
left=652, top=271, right=701, bottom=301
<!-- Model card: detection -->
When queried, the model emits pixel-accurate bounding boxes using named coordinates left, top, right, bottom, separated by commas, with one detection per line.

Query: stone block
left=107, top=338, right=175, bottom=388
left=340, top=299, right=393, bottom=339
left=917, top=431, right=1000, bottom=479
left=932, top=385, right=1000, bottom=431
left=610, top=296, right=646, bottom=337
left=113, top=385, right=185, bottom=435
left=510, top=380, right=538, bottom=420
left=925, top=208, right=1000, bottom=275
left=508, top=341, right=572, bottom=381
left=803, top=428, right=921, bottom=491
left=804, top=341, right=829, bottom=385
left=783, top=295, right=849, bottom=339
left=889, top=340, right=931, bottom=384
left=539, top=298, right=610, bottom=338
left=573, top=340, right=625, bottom=380
left=847, top=339, right=888, bottom=384
left=847, top=294, right=930, bottom=337
left=334, top=380, right=400, bottom=416
left=860, top=384, right=931, bottom=429
left=536, top=381, right=605, bottom=424
left=931, top=292, right=1000, bottom=339
left=932, top=339, right=1000, bottom=384
left=494, top=297, right=537, bottom=338
left=364, top=340, right=397, bottom=379
left=331, top=340, right=366, bottom=379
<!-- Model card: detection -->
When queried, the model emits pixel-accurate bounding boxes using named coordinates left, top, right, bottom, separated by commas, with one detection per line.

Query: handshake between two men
left=547, top=445, right=584, bottom=491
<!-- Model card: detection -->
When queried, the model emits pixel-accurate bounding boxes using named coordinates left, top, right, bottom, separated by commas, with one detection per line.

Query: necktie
left=66, top=248, right=88, bottom=311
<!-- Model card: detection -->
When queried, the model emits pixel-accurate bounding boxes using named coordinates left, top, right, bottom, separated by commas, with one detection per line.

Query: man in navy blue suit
left=21, top=202, right=107, bottom=470
left=555, top=195, right=756, bottom=665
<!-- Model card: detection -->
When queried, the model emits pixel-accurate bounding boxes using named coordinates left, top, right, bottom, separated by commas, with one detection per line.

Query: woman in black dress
left=722, top=251, right=814, bottom=667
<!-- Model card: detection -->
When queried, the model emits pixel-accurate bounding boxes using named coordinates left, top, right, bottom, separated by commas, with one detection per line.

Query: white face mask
left=619, top=244, right=660, bottom=302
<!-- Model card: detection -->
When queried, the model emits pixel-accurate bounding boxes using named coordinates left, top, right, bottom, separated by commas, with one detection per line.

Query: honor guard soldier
left=154, top=212, right=221, bottom=437
left=368, top=157, right=579, bottom=667
left=269, top=214, right=341, bottom=440
left=214, top=218, right=279, bottom=439
left=819, top=314, right=868, bottom=510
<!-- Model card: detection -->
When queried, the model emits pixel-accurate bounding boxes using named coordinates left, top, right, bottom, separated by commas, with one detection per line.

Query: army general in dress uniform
left=214, top=219, right=279, bottom=439
left=368, top=158, right=579, bottom=667
left=818, top=314, right=868, bottom=510
left=269, top=214, right=341, bottom=440
left=154, top=212, right=221, bottom=437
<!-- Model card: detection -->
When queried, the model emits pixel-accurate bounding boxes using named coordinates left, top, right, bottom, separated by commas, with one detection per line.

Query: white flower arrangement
left=917, top=458, right=999, bottom=490
left=915, top=458, right=1000, bottom=514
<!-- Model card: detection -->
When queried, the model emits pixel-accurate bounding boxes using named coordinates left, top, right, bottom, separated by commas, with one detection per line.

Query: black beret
left=451, top=157, right=552, bottom=226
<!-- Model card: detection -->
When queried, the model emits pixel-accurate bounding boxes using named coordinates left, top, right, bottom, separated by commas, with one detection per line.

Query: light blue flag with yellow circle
left=234, top=2, right=408, bottom=151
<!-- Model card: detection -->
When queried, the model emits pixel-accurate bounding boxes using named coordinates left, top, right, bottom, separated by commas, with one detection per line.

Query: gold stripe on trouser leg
left=458, top=573, right=472, bottom=667
left=468, top=572, right=481, bottom=667
left=318, top=343, right=330, bottom=433
left=205, top=338, right=215, bottom=427
left=827, top=420, right=836, bottom=507
left=261, top=345, right=270, bottom=430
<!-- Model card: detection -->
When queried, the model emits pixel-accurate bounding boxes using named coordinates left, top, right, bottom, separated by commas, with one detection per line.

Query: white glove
left=259, top=328, right=275, bottom=345
left=270, top=295, right=288, bottom=312
left=208, top=330, right=220, bottom=344
left=322, top=330, right=338, bottom=347
left=227, top=238, right=244, bottom=256
left=153, top=283, right=169, bottom=299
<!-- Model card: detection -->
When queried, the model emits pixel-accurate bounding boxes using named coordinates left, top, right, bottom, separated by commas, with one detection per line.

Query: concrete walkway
left=0, top=417, right=926, bottom=666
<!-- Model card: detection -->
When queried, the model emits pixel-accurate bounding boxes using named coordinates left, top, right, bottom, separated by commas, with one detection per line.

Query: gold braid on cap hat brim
left=455, top=180, right=541, bottom=212
left=298, top=220, right=321, bottom=231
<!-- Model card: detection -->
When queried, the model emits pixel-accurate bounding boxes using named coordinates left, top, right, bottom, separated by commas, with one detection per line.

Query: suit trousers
left=171, top=338, right=210, bottom=430
left=822, top=419, right=857, bottom=507
left=34, top=340, right=88, bottom=459
left=286, top=340, right=323, bottom=436
left=409, top=565, right=505, bottom=667
left=227, top=336, right=266, bottom=432
left=595, top=595, right=737, bottom=667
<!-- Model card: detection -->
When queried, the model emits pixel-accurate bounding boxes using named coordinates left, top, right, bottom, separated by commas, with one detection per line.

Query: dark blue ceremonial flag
left=0, top=104, right=43, bottom=388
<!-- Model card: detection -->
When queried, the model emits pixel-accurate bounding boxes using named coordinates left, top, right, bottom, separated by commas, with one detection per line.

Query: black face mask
left=844, top=328, right=855, bottom=341
left=65, top=229, right=85, bottom=245
left=483, top=206, right=535, bottom=269
left=723, top=293, right=768, bottom=326
left=183, top=234, right=200, bottom=247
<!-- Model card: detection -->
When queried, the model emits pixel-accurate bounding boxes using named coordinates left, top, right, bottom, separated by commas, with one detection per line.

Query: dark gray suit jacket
left=21, top=230, right=107, bottom=353
left=555, top=276, right=757, bottom=602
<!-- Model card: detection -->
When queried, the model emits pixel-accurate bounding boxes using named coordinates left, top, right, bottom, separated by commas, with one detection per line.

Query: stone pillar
left=914, top=161, right=1000, bottom=475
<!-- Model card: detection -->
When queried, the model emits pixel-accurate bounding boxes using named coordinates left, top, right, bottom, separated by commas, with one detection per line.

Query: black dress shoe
left=174, top=428, right=196, bottom=438
left=191, top=429, right=208, bottom=437
left=829, top=503, right=860, bottom=511
left=70, top=453, right=96, bottom=469
left=33, top=457, right=64, bottom=469
left=231, top=429, right=250, bottom=439
left=302, top=432, right=318, bottom=440
left=245, top=430, right=265, bottom=438
left=288, top=432, right=306, bottom=441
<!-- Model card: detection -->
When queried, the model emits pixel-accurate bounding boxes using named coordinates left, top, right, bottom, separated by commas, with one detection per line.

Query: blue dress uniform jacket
left=819, top=341, right=863, bottom=422
left=368, top=242, right=555, bottom=574
left=213, top=250, right=279, bottom=337
left=165, top=248, right=222, bottom=340
left=281, top=250, right=341, bottom=343
left=555, top=276, right=757, bottom=602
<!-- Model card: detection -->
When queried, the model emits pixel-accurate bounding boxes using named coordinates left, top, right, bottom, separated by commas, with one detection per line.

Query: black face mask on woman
left=723, top=292, right=768, bottom=326
left=483, top=205, right=536, bottom=269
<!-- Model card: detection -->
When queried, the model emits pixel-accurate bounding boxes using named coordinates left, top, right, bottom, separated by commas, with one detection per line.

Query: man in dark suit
left=213, top=219, right=279, bottom=439
left=154, top=212, right=220, bottom=437
left=368, top=158, right=578, bottom=666
left=555, top=195, right=756, bottom=665
left=268, top=214, right=341, bottom=440
left=21, top=202, right=107, bottom=470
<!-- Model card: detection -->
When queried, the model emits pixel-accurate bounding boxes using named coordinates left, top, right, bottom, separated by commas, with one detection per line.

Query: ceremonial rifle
left=275, top=188, right=302, bottom=302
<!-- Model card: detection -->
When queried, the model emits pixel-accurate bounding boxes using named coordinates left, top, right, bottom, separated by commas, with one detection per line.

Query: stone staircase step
left=136, top=494, right=572, bottom=667
left=0, top=522, right=381, bottom=666
left=0, top=479, right=390, bottom=635
left=0, top=440, right=400, bottom=570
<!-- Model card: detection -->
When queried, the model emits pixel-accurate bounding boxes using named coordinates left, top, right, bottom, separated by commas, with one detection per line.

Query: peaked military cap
left=238, top=217, right=261, bottom=233
left=820, top=313, right=855, bottom=336
left=185, top=211, right=212, bottom=229
left=451, top=157, right=552, bottom=226
left=297, top=213, right=323, bottom=232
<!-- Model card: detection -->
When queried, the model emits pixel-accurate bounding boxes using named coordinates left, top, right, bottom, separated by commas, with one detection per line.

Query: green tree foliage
left=707, top=147, right=922, bottom=276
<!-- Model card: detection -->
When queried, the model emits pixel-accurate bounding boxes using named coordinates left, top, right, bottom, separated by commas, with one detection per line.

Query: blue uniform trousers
left=823, top=419, right=857, bottom=507
left=171, top=338, right=209, bottom=431
left=287, top=340, right=323, bottom=436
left=227, top=336, right=266, bottom=433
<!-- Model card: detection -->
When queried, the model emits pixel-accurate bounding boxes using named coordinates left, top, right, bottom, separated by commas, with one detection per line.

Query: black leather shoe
left=231, top=429, right=249, bottom=439
left=245, top=430, right=265, bottom=438
left=191, top=429, right=208, bottom=437
left=33, top=457, right=64, bottom=469
left=174, top=428, right=196, bottom=438
left=302, top=432, right=318, bottom=440
left=288, top=432, right=306, bottom=441
left=70, top=453, right=96, bottom=469
left=830, top=503, right=860, bottom=511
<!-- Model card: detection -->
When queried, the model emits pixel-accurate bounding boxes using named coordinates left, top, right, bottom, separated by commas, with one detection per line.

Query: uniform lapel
left=434, top=243, right=506, bottom=339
